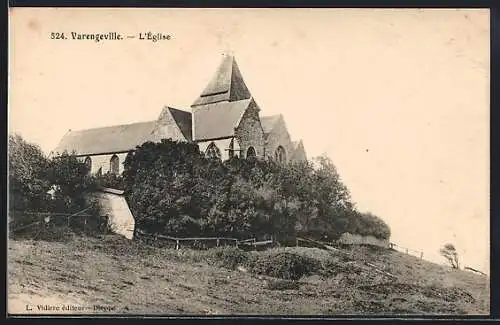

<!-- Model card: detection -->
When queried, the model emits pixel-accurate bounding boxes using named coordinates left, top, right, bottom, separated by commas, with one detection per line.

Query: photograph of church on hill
left=8, top=8, right=489, bottom=316
left=53, top=55, right=307, bottom=175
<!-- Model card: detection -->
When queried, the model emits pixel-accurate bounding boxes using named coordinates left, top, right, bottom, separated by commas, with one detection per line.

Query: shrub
left=11, top=223, right=75, bottom=242
left=248, top=252, right=319, bottom=280
left=205, top=247, right=249, bottom=270
left=348, top=212, right=391, bottom=240
left=94, top=172, right=125, bottom=190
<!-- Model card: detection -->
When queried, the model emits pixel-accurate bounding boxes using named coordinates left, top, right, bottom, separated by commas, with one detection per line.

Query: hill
left=8, top=235, right=489, bottom=315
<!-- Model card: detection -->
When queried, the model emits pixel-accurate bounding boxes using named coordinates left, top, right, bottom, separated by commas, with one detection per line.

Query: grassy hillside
left=8, top=235, right=489, bottom=315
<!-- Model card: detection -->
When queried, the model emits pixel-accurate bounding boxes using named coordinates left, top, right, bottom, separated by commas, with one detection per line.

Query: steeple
left=191, top=54, right=252, bottom=107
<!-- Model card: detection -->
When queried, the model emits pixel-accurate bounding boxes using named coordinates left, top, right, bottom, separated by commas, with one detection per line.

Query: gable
left=260, top=115, right=281, bottom=135
left=263, top=115, right=291, bottom=143
left=235, top=99, right=264, bottom=134
left=169, top=107, right=193, bottom=141
left=291, top=140, right=307, bottom=162
left=151, top=107, right=192, bottom=142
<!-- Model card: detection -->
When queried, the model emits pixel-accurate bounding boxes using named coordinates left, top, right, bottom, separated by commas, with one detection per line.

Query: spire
left=191, top=54, right=252, bottom=107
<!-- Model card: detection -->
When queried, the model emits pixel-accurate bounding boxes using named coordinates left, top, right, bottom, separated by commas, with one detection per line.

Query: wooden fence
left=134, top=229, right=279, bottom=250
left=9, top=208, right=109, bottom=236
left=134, top=229, right=239, bottom=249
left=294, top=236, right=424, bottom=260
left=389, top=242, right=424, bottom=259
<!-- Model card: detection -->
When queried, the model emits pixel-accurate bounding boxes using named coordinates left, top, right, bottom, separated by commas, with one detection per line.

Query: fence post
left=216, top=239, right=220, bottom=247
left=296, top=238, right=299, bottom=247
left=405, top=248, right=408, bottom=254
left=176, top=240, right=180, bottom=250
left=420, top=251, right=423, bottom=259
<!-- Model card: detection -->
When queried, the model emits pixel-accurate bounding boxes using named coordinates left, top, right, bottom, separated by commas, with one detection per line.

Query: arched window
left=84, top=156, right=92, bottom=174
left=110, top=154, right=120, bottom=175
left=206, top=142, right=221, bottom=160
left=246, top=146, right=256, bottom=159
left=275, top=146, right=286, bottom=164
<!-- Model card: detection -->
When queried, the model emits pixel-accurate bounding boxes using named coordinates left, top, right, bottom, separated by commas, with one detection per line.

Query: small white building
left=90, top=187, right=135, bottom=240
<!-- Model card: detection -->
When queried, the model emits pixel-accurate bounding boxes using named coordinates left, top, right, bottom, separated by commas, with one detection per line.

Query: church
left=53, top=55, right=307, bottom=176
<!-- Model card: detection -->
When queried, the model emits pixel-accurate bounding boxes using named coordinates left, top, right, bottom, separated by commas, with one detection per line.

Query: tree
left=123, top=139, right=206, bottom=235
left=8, top=133, right=52, bottom=211
left=122, top=140, right=392, bottom=242
left=440, top=243, right=460, bottom=269
left=309, top=155, right=355, bottom=240
left=47, top=151, right=98, bottom=213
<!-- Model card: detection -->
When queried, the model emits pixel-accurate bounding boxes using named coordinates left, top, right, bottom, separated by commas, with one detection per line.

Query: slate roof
left=167, top=107, right=193, bottom=141
left=192, top=98, right=253, bottom=141
left=54, top=107, right=192, bottom=156
left=53, top=121, right=158, bottom=156
left=191, top=55, right=252, bottom=107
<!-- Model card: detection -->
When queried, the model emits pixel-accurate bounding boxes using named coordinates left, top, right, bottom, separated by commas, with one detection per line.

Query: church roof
left=192, top=98, right=253, bottom=141
left=191, top=55, right=252, bottom=107
left=53, top=121, right=157, bottom=156
left=260, top=114, right=282, bottom=134
left=54, top=107, right=191, bottom=156
left=166, top=107, right=193, bottom=141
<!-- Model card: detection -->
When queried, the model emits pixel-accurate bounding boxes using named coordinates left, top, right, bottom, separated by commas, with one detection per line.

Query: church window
left=246, top=146, right=256, bottom=159
left=84, top=156, right=92, bottom=174
left=206, top=142, right=221, bottom=160
left=275, top=146, right=286, bottom=164
left=110, top=154, right=120, bottom=175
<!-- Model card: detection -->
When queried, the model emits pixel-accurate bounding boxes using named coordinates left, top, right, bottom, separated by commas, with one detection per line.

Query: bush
left=11, top=223, right=75, bottom=242
left=205, top=247, right=249, bottom=270
left=348, top=212, right=391, bottom=240
left=248, top=252, right=319, bottom=280
left=94, top=172, right=125, bottom=190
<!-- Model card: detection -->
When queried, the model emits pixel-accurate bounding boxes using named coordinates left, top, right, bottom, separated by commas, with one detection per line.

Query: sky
left=9, top=8, right=490, bottom=273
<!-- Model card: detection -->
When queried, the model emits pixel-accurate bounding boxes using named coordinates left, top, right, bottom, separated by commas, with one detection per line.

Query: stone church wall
left=78, top=152, right=128, bottom=175
left=234, top=102, right=265, bottom=158
left=264, top=117, right=294, bottom=163
left=291, top=143, right=308, bottom=162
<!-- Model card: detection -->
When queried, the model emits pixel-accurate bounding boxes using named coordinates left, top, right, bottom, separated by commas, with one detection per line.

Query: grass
left=8, top=234, right=489, bottom=315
